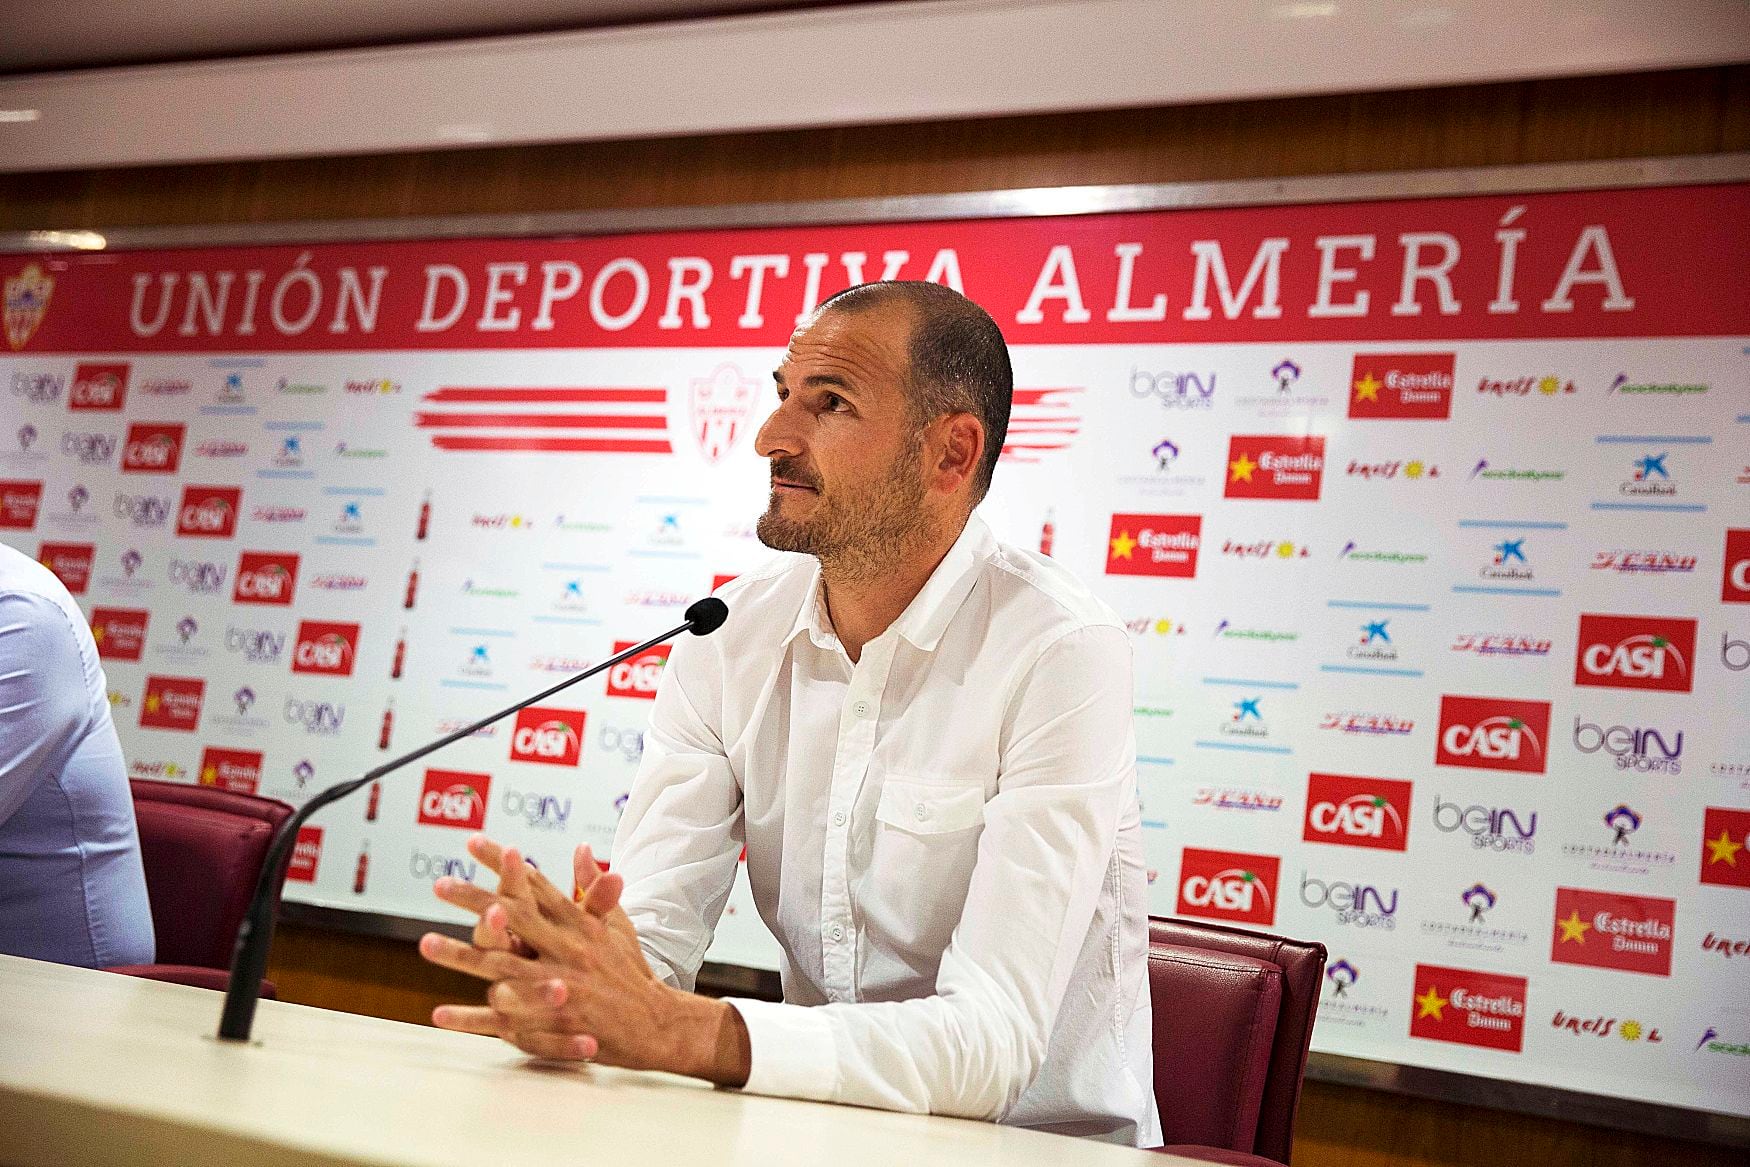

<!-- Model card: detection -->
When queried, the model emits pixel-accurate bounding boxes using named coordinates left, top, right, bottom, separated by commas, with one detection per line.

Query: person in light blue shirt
left=0, top=542, right=154, bottom=968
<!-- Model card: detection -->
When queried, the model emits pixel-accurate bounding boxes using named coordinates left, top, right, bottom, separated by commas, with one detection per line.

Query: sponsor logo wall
left=2, top=177, right=1745, bottom=1119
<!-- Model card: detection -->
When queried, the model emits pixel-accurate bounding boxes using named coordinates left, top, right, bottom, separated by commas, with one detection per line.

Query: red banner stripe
left=428, top=435, right=673, bottom=453
left=423, top=388, right=667, bottom=403
left=413, top=412, right=669, bottom=429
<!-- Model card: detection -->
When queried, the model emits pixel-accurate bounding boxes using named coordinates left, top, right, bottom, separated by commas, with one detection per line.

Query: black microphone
left=216, top=597, right=729, bottom=1042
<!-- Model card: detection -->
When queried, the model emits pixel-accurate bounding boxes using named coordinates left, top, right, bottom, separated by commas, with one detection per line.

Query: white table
left=0, top=954, right=1185, bottom=1166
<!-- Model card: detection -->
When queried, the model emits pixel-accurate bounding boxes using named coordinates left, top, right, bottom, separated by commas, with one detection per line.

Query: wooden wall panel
left=7, top=62, right=1746, bottom=1166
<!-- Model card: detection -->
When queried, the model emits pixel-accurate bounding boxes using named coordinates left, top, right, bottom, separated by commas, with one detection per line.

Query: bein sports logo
left=510, top=706, right=586, bottom=767
left=1435, top=695, right=1551, bottom=774
left=1302, top=773, right=1411, bottom=851
left=1574, top=613, right=1697, bottom=693
left=418, top=769, right=492, bottom=830
left=606, top=642, right=670, bottom=700
left=1176, top=847, right=1280, bottom=925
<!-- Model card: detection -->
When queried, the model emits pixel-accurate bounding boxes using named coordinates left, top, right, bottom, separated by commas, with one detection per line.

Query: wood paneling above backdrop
left=6, top=61, right=1746, bottom=1167
left=1, top=66, right=1746, bottom=229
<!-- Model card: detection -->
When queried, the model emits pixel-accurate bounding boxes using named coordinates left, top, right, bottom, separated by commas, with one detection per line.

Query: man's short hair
left=816, top=281, right=1012, bottom=505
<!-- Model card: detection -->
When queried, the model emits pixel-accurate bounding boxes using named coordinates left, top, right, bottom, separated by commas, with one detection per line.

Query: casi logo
left=1572, top=717, right=1683, bottom=775
left=1349, top=353, right=1455, bottom=420
left=1551, top=886, right=1675, bottom=976
left=1224, top=434, right=1325, bottom=501
left=69, top=362, right=129, bottom=411
left=1723, top=529, right=1750, bottom=603
left=417, top=769, right=492, bottom=830
left=1410, top=964, right=1527, bottom=1052
left=234, top=551, right=300, bottom=605
left=502, top=789, right=573, bottom=831
left=1107, top=513, right=1201, bottom=577
left=199, top=746, right=263, bottom=794
left=606, top=642, right=670, bottom=700
left=1176, top=847, right=1280, bottom=925
left=1700, top=807, right=1750, bottom=890
left=1435, top=695, right=1551, bottom=774
left=1432, top=796, right=1537, bottom=855
left=120, top=423, right=186, bottom=473
left=1574, top=613, right=1697, bottom=693
left=0, top=480, right=43, bottom=529
left=291, top=620, right=360, bottom=676
left=37, top=541, right=94, bottom=594
left=510, top=706, right=585, bottom=767
left=90, top=607, right=149, bottom=661
left=287, top=826, right=322, bottom=882
left=175, top=485, right=242, bottom=538
left=1303, top=773, right=1412, bottom=851
left=139, top=675, right=205, bottom=732
left=1299, top=871, right=1399, bottom=929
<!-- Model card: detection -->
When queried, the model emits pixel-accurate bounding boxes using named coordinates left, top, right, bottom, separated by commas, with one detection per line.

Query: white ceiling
left=0, top=0, right=835, bottom=73
left=0, top=0, right=1746, bottom=174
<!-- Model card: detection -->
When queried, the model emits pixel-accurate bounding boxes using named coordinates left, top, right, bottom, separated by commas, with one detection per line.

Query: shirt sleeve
left=726, top=623, right=1136, bottom=1120
left=0, top=591, right=93, bottom=827
left=609, top=631, right=746, bottom=992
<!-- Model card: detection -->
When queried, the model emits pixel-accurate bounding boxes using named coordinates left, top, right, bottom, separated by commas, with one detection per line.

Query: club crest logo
left=4, top=264, right=53, bottom=351
left=689, top=362, right=759, bottom=465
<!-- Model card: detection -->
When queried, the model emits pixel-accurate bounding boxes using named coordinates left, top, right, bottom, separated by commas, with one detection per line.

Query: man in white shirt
left=419, top=281, right=1160, bottom=1146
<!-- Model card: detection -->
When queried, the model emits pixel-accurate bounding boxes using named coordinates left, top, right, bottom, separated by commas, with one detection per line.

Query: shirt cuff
left=724, top=997, right=840, bottom=1102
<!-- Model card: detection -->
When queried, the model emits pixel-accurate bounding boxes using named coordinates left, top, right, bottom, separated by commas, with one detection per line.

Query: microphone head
left=685, top=596, right=729, bottom=636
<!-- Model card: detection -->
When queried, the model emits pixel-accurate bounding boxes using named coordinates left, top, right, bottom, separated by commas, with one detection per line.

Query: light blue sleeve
left=0, top=591, right=90, bottom=827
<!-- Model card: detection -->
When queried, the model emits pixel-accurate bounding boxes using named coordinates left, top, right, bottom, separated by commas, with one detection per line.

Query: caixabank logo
left=1551, top=886, right=1675, bottom=976
left=1303, top=773, right=1412, bottom=851
left=510, top=706, right=586, bottom=767
left=1435, top=695, right=1551, bottom=774
left=1700, top=807, right=1750, bottom=890
left=120, top=423, right=185, bottom=474
left=1176, top=847, right=1280, bottom=925
left=1409, top=963, right=1527, bottom=1052
left=1348, top=353, right=1455, bottom=420
left=140, top=675, right=205, bottom=732
left=0, top=480, right=42, bottom=529
left=1224, top=435, right=1325, bottom=501
left=233, top=551, right=300, bottom=606
left=417, top=768, right=492, bottom=831
left=199, top=746, right=263, bottom=795
left=291, top=620, right=360, bottom=677
left=175, top=485, right=242, bottom=538
left=1574, top=613, right=1697, bottom=693
left=1107, top=513, right=1201, bottom=578
left=69, top=363, right=129, bottom=411
left=90, top=607, right=149, bottom=661
left=606, top=642, right=670, bottom=700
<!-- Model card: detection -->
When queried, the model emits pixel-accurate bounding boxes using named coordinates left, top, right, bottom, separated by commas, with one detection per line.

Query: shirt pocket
left=874, top=778, right=985, bottom=836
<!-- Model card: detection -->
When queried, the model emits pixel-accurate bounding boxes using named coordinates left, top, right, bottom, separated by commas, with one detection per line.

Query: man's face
left=753, top=304, right=929, bottom=567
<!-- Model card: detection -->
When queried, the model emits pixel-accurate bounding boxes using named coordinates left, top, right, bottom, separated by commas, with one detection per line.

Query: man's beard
left=756, top=438, right=930, bottom=580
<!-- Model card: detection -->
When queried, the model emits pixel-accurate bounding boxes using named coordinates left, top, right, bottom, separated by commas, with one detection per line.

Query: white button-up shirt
left=611, top=514, right=1160, bottom=1147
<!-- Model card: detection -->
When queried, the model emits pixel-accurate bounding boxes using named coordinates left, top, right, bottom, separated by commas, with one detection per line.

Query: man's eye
left=823, top=393, right=847, bottom=412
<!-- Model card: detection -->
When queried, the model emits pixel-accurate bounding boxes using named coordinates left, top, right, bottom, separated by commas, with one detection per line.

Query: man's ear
left=935, top=412, right=984, bottom=492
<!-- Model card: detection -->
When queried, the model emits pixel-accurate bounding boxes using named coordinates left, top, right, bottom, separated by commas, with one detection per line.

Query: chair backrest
left=128, top=780, right=295, bottom=969
left=1148, top=916, right=1326, bottom=1163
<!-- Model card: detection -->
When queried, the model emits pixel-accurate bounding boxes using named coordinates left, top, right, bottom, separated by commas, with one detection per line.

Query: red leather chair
left=104, top=780, right=296, bottom=996
left=1148, top=916, right=1326, bottom=1165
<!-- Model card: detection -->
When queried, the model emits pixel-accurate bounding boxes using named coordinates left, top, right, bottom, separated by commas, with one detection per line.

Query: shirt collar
left=783, top=513, right=994, bottom=654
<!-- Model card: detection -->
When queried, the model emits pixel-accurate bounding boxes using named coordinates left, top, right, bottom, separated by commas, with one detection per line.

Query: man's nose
left=753, top=405, right=801, bottom=460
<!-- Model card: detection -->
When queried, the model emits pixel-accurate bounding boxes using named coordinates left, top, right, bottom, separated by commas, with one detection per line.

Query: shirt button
left=827, top=923, right=845, bottom=942
left=852, top=700, right=871, bottom=718
left=914, top=803, right=929, bottom=822
left=831, top=810, right=846, bottom=827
